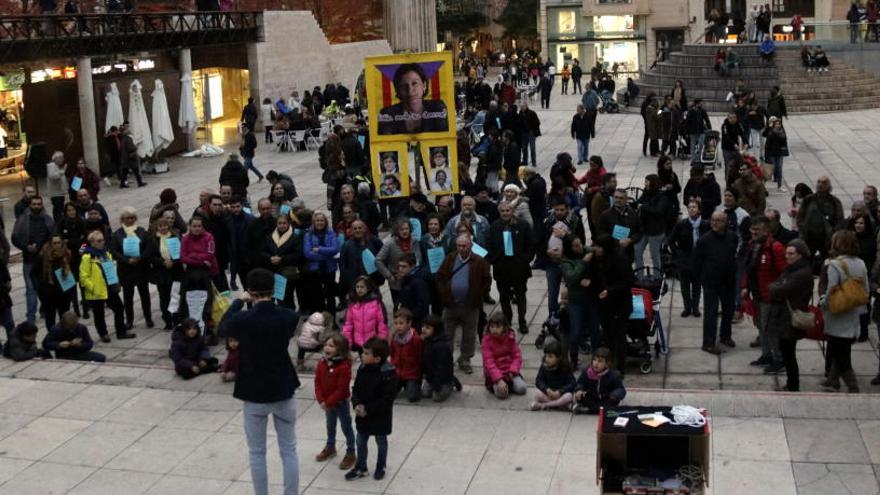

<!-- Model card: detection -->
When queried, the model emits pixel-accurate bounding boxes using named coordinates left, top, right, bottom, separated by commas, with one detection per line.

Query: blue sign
left=280, top=204, right=291, bottom=216
left=243, top=207, right=253, bottom=215
left=472, top=242, right=488, bottom=258
left=101, top=260, right=118, bottom=286
left=629, top=294, right=646, bottom=320
left=427, top=247, right=445, bottom=273
left=122, top=237, right=140, bottom=258
left=70, top=176, right=83, bottom=191
left=165, top=237, right=181, bottom=260
left=361, top=249, right=377, bottom=274
left=409, top=218, right=422, bottom=241
left=503, top=231, right=513, bottom=256
left=612, top=224, right=630, bottom=241
left=274, top=273, right=287, bottom=301
left=357, top=135, right=366, bottom=149
left=54, top=268, right=76, bottom=292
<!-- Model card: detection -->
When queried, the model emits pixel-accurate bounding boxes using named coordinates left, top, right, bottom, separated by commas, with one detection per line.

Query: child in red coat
left=390, top=308, right=423, bottom=402
left=314, top=333, right=357, bottom=470
left=482, top=312, right=527, bottom=399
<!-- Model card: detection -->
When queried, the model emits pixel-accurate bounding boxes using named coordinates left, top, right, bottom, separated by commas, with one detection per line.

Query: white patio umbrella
left=178, top=73, right=198, bottom=135
left=151, top=79, right=174, bottom=153
left=104, top=82, right=124, bottom=133
left=128, top=79, right=154, bottom=158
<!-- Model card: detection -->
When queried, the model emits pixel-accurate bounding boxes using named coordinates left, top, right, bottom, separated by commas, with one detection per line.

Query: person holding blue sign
left=260, top=215, right=304, bottom=310
left=302, top=212, right=340, bottom=315
left=149, top=217, right=185, bottom=330
left=32, top=236, right=76, bottom=330
left=486, top=202, right=535, bottom=335
left=376, top=218, right=423, bottom=307
left=270, top=183, right=291, bottom=218
left=79, top=230, right=132, bottom=342
left=338, top=220, right=384, bottom=303
left=597, top=188, right=642, bottom=262
left=56, top=202, right=88, bottom=318
left=396, top=254, right=431, bottom=329
left=591, top=234, right=635, bottom=376
left=65, top=158, right=100, bottom=203
left=111, top=208, right=155, bottom=331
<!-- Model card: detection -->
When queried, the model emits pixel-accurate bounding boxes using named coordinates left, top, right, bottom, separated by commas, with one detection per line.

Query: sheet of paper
left=409, top=218, right=422, bottom=241
left=54, top=268, right=76, bottom=292
left=427, top=247, right=445, bottom=273
left=122, top=237, right=140, bottom=258
left=612, top=224, right=630, bottom=240
left=361, top=248, right=377, bottom=275
left=472, top=242, right=488, bottom=258
left=629, top=294, right=646, bottom=320
left=274, top=273, right=287, bottom=301
left=503, top=231, right=513, bottom=256
left=280, top=204, right=291, bottom=216
left=165, top=237, right=181, bottom=260
left=101, top=260, right=118, bottom=286
left=70, top=176, right=83, bottom=191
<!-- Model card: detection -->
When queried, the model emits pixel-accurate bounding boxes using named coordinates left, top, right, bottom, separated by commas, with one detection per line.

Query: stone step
left=640, top=73, right=776, bottom=88
left=680, top=43, right=764, bottom=55
left=653, top=62, right=778, bottom=78
left=784, top=93, right=880, bottom=103
left=667, top=52, right=770, bottom=65
left=782, top=86, right=880, bottom=98
left=637, top=85, right=772, bottom=101
left=787, top=102, right=880, bottom=112
left=779, top=73, right=878, bottom=84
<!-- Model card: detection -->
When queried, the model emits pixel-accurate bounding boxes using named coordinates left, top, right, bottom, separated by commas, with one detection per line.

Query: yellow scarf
left=122, top=224, right=138, bottom=237
left=157, top=232, right=171, bottom=261
left=272, top=228, right=292, bottom=247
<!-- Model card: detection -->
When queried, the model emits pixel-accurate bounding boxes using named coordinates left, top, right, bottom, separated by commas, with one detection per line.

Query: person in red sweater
left=740, top=215, right=788, bottom=373
left=314, top=333, right=357, bottom=470
left=482, top=312, right=527, bottom=398
left=180, top=216, right=219, bottom=337
left=390, top=308, right=423, bottom=402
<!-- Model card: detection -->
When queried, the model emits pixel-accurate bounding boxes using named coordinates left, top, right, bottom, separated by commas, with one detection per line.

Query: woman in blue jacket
left=302, top=211, right=339, bottom=315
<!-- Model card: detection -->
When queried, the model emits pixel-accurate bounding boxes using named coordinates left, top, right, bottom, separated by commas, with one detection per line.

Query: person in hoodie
left=347, top=337, right=397, bottom=481
left=481, top=312, right=527, bottom=399
left=296, top=311, right=332, bottom=371
left=530, top=339, right=576, bottom=411
left=571, top=347, right=626, bottom=414
left=683, top=166, right=721, bottom=221
left=389, top=308, right=423, bottom=402
left=181, top=216, right=218, bottom=337
left=169, top=318, right=219, bottom=379
left=42, top=310, right=105, bottom=362
left=342, top=276, right=389, bottom=354
left=419, top=315, right=459, bottom=402
left=4, top=322, right=51, bottom=361
left=396, top=254, right=431, bottom=329
left=314, top=332, right=357, bottom=471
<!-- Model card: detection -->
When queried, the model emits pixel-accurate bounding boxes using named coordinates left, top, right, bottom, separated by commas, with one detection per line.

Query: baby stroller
left=675, top=134, right=691, bottom=161
left=625, top=267, right=670, bottom=374
left=598, top=90, right=620, bottom=114
left=700, top=130, right=721, bottom=170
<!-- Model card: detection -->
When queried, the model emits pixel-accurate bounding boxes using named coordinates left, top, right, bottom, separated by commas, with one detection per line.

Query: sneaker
left=458, top=362, right=473, bottom=374
left=720, top=338, right=736, bottom=348
left=763, top=362, right=786, bottom=374
left=339, top=452, right=356, bottom=470
left=750, top=355, right=772, bottom=367
left=373, top=467, right=386, bottom=480
left=116, top=332, right=137, bottom=340
left=529, top=401, right=545, bottom=411
left=315, top=446, right=337, bottom=462
left=680, top=309, right=691, bottom=318
left=345, top=468, right=367, bottom=481
left=100, top=335, right=111, bottom=343
left=701, top=345, right=723, bottom=355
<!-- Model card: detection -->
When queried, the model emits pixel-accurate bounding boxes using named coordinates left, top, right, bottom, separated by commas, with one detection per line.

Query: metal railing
left=0, top=11, right=261, bottom=63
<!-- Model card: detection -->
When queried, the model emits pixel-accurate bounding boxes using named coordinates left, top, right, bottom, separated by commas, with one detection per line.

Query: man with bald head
left=693, top=211, right=739, bottom=354
left=435, top=233, right=492, bottom=374
left=796, top=175, right=843, bottom=270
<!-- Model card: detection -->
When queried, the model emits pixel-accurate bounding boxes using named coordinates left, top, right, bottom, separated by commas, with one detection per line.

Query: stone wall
left=251, top=11, right=390, bottom=104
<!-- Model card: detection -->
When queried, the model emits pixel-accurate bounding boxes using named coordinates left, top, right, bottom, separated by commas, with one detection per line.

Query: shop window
left=558, top=10, right=577, bottom=35
left=597, top=0, right=631, bottom=4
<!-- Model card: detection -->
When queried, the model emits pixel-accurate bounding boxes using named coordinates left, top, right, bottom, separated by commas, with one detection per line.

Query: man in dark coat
left=226, top=196, right=255, bottom=290
left=245, top=198, right=276, bottom=270
left=518, top=100, right=541, bottom=167
left=597, top=188, right=642, bottom=261
left=523, top=167, right=547, bottom=243
left=219, top=154, right=250, bottom=200
left=796, top=175, right=844, bottom=270
left=669, top=200, right=710, bottom=317
left=693, top=211, right=739, bottom=355
left=683, top=166, right=721, bottom=220
left=486, top=202, right=534, bottom=334
left=119, top=124, right=146, bottom=188
left=219, top=268, right=300, bottom=495
left=196, top=194, right=231, bottom=292
left=570, top=105, right=594, bottom=165
left=240, top=97, right=258, bottom=131
left=11, top=195, right=53, bottom=323
left=396, top=254, right=431, bottom=329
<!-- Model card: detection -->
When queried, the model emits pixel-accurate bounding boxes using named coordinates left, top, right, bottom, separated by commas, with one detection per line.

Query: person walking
left=518, top=101, right=541, bottom=167
left=571, top=59, right=583, bottom=94
left=763, top=117, right=789, bottom=191
left=848, top=3, right=861, bottom=44
left=694, top=211, right=739, bottom=354
left=119, top=124, right=147, bottom=188
left=220, top=268, right=301, bottom=495
left=571, top=105, right=593, bottom=165
left=45, top=151, right=68, bottom=221
left=240, top=123, right=264, bottom=182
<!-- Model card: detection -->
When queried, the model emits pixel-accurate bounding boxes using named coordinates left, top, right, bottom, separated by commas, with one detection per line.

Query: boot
left=296, top=358, right=306, bottom=372
left=841, top=369, right=860, bottom=394
left=821, top=365, right=841, bottom=391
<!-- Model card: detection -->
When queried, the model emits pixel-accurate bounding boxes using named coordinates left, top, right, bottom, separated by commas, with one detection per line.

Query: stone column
left=76, top=57, right=100, bottom=175
left=539, top=0, right=549, bottom=61
left=383, top=0, right=438, bottom=53
left=246, top=42, right=262, bottom=130
left=178, top=48, right=197, bottom=151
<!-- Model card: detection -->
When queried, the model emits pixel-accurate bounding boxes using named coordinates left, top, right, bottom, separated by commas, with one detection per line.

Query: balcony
left=581, top=0, right=652, bottom=16
left=0, top=11, right=262, bottom=65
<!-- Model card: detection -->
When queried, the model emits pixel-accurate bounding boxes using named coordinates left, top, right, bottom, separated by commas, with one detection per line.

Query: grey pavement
left=0, top=91, right=879, bottom=493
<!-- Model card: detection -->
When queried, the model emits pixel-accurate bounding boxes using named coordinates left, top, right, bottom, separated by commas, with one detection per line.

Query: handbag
left=805, top=305, right=826, bottom=341
left=786, top=300, right=814, bottom=330
left=210, top=282, right=230, bottom=325
left=827, top=259, right=869, bottom=314
left=761, top=162, right=774, bottom=182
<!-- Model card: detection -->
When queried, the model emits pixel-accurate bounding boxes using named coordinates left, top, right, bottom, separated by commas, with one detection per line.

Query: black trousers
left=155, top=281, right=179, bottom=325
left=498, top=280, right=528, bottom=326
left=41, top=290, right=73, bottom=330
left=301, top=271, right=337, bottom=315
left=122, top=281, right=151, bottom=324
left=176, top=357, right=219, bottom=379
left=89, top=293, right=125, bottom=337
left=120, top=166, right=144, bottom=186
left=679, top=268, right=701, bottom=312
left=601, top=312, right=628, bottom=375
left=779, top=337, right=799, bottom=390
left=826, top=335, right=854, bottom=374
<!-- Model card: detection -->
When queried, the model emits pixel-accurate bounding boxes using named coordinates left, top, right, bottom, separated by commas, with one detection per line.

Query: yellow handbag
left=210, top=283, right=230, bottom=324
left=827, top=259, right=868, bottom=315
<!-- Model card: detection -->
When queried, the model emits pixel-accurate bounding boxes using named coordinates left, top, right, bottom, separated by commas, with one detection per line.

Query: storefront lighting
left=782, top=25, right=793, bottom=32
left=134, top=59, right=155, bottom=70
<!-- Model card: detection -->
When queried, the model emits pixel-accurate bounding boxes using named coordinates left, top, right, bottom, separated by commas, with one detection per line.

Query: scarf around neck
left=272, top=228, right=293, bottom=248
left=157, top=232, right=172, bottom=261
left=393, top=329, right=414, bottom=345
left=122, top=224, right=138, bottom=237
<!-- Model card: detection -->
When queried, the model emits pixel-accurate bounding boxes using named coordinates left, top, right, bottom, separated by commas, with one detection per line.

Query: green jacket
left=559, top=257, right=589, bottom=302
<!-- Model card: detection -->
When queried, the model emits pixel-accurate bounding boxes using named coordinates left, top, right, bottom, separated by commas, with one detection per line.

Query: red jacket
left=391, top=330, right=423, bottom=381
left=314, top=357, right=352, bottom=409
left=576, top=166, right=607, bottom=194
left=181, top=231, right=219, bottom=276
left=741, top=234, right=787, bottom=303
left=481, top=331, right=523, bottom=383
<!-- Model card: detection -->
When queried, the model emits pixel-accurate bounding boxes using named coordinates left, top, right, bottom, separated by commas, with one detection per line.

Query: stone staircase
left=634, top=43, right=880, bottom=113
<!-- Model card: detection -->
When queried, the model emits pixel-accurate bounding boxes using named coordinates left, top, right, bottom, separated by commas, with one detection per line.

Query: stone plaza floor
left=0, top=92, right=878, bottom=493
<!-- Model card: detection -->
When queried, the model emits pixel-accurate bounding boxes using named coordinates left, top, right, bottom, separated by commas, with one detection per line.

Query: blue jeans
left=576, top=138, right=590, bottom=163
left=521, top=133, right=537, bottom=166
left=702, top=285, right=734, bottom=347
left=325, top=400, right=355, bottom=454
left=243, top=398, right=299, bottom=495
left=768, top=155, right=784, bottom=187
left=22, top=262, right=38, bottom=322
left=546, top=264, right=563, bottom=317
left=567, top=299, right=601, bottom=355
left=243, top=156, right=264, bottom=180
left=355, top=432, right=388, bottom=472
left=634, top=234, right=664, bottom=271
left=689, top=133, right=704, bottom=163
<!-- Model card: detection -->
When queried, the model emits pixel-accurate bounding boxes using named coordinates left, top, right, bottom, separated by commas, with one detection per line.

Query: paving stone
left=105, top=426, right=212, bottom=474
left=171, top=432, right=249, bottom=481
left=45, top=421, right=151, bottom=467
left=467, top=450, right=559, bottom=495
left=67, top=468, right=162, bottom=495
left=0, top=461, right=94, bottom=495
left=785, top=418, right=870, bottom=464
left=712, top=458, right=797, bottom=495
left=46, top=384, right=141, bottom=421
left=712, top=417, right=790, bottom=462
left=108, top=389, right=196, bottom=426
left=0, top=457, right=32, bottom=484
left=792, top=462, right=879, bottom=495
left=0, top=381, right=87, bottom=416
left=143, top=474, right=231, bottom=495
left=857, top=420, right=880, bottom=465
left=0, top=416, right=91, bottom=460
left=548, top=454, right=600, bottom=495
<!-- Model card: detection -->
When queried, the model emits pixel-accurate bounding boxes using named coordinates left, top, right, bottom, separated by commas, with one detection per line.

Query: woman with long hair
left=55, top=201, right=87, bottom=317
left=847, top=213, right=876, bottom=343
left=181, top=216, right=218, bottom=339
left=261, top=214, right=303, bottom=310
left=33, top=235, right=75, bottom=329
left=110, top=207, right=154, bottom=330
left=768, top=239, right=813, bottom=391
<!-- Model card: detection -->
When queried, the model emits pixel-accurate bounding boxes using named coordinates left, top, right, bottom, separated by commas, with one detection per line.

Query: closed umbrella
left=178, top=73, right=198, bottom=135
left=151, top=79, right=174, bottom=153
left=104, top=82, right=124, bottom=133
left=128, top=79, right=154, bottom=158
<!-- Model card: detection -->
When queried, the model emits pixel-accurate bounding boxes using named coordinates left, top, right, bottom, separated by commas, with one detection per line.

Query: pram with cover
left=700, top=130, right=721, bottom=169
left=626, top=267, right=670, bottom=374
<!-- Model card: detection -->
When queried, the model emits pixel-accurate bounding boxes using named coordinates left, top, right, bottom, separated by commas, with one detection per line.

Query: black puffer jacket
left=767, top=258, right=814, bottom=340
left=422, top=327, right=455, bottom=389
left=352, top=361, right=397, bottom=435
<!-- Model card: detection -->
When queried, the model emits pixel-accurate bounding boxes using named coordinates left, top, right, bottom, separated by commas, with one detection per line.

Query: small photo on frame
left=419, top=139, right=458, bottom=196
left=372, top=142, right=410, bottom=199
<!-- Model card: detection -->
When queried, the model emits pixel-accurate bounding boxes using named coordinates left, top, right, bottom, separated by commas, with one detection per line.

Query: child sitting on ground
left=420, top=314, right=460, bottom=402
left=343, top=276, right=388, bottom=355
left=390, top=308, right=423, bottom=403
left=347, top=337, right=397, bottom=481
left=482, top=312, right=527, bottom=399
left=530, top=339, right=575, bottom=411
left=3, top=322, right=50, bottom=361
left=219, top=337, right=239, bottom=382
left=42, top=311, right=106, bottom=362
left=571, top=347, right=626, bottom=414
left=169, top=318, right=219, bottom=379
left=297, top=311, right=333, bottom=371
left=315, top=333, right=357, bottom=470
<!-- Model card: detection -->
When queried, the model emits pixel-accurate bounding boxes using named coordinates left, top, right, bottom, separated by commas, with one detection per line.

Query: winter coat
left=79, top=251, right=117, bottom=301
left=721, top=120, right=745, bottom=151
left=732, top=173, right=767, bottom=216
left=110, top=226, right=154, bottom=286
left=768, top=258, right=814, bottom=340
left=398, top=265, right=432, bottom=328
left=481, top=331, right=523, bottom=384
left=422, top=328, right=455, bottom=388
left=524, top=174, right=548, bottom=227
left=351, top=361, right=397, bottom=435
left=391, top=330, right=423, bottom=381
left=297, top=312, right=327, bottom=351
left=486, top=218, right=534, bottom=285
left=436, top=252, right=492, bottom=308
left=598, top=206, right=643, bottom=247
left=741, top=235, right=787, bottom=303
left=376, top=237, right=423, bottom=291
left=261, top=228, right=304, bottom=279
left=508, top=197, right=533, bottom=228
left=303, top=227, right=339, bottom=273
left=443, top=212, right=490, bottom=247
left=683, top=175, right=721, bottom=220
left=339, top=236, right=384, bottom=289
left=797, top=193, right=844, bottom=243
left=220, top=348, right=239, bottom=374
left=573, top=366, right=626, bottom=403
left=42, top=323, right=95, bottom=359
left=637, top=191, right=670, bottom=236
left=822, top=256, right=869, bottom=339
left=571, top=113, right=594, bottom=140
left=669, top=217, right=710, bottom=272
left=342, top=297, right=388, bottom=347
left=148, top=233, right=184, bottom=286
left=693, top=230, right=739, bottom=288
left=65, top=166, right=101, bottom=202
left=763, top=126, right=788, bottom=158
left=685, top=107, right=711, bottom=135
left=315, top=357, right=352, bottom=409
left=559, top=257, right=591, bottom=302
left=535, top=364, right=576, bottom=394
left=181, top=231, right=219, bottom=276
left=11, top=209, right=54, bottom=263
left=595, top=252, right=635, bottom=318
left=169, top=327, right=212, bottom=374
left=3, top=327, right=44, bottom=361
left=767, top=94, right=788, bottom=119
left=218, top=160, right=250, bottom=197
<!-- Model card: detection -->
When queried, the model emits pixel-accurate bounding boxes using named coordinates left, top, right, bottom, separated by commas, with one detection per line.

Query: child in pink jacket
left=342, top=276, right=388, bottom=354
left=481, top=312, right=527, bottom=399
